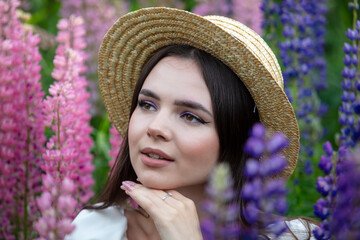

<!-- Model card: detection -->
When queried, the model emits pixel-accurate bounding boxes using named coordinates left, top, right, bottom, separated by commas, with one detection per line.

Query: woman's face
left=128, top=56, right=220, bottom=190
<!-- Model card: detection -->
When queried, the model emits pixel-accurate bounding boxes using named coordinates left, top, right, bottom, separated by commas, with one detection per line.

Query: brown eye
left=180, top=112, right=207, bottom=124
left=184, top=114, right=194, bottom=121
left=138, top=100, right=157, bottom=111
left=143, top=103, right=151, bottom=110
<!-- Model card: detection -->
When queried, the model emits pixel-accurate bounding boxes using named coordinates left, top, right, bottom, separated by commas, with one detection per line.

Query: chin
left=138, top=177, right=178, bottom=190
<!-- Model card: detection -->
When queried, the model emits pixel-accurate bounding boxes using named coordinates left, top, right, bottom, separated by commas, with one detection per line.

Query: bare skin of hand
left=121, top=181, right=203, bottom=240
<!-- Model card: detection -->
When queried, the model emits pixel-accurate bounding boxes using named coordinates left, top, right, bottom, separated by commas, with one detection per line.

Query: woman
left=66, top=8, right=314, bottom=239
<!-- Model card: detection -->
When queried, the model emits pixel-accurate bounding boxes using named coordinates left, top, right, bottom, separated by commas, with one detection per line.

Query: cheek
left=128, top=110, right=145, bottom=143
left=128, top=110, right=144, bottom=156
left=180, top=129, right=220, bottom=168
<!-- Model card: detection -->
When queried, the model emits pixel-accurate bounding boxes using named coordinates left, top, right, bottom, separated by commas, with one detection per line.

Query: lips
left=141, top=147, right=173, bottom=161
left=140, top=147, right=174, bottom=168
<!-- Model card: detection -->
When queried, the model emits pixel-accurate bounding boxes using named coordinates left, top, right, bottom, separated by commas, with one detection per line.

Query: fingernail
left=123, top=181, right=136, bottom=186
left=121, top=181, right=135, bottom=192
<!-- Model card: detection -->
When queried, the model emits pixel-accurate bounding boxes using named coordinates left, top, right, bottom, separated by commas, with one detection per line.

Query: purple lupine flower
left=339, top=3, right=360, bottom=147
left=241, top=123, right=289, bottom=239
left=193, top=0, right=263, bottom=35
left=330, top=146, right=360, bottom=239
left=60, top=0, right=125, bottom=115
left=201, top=163, right=241, bottom=239
left=265, top=0, right=328, bottom=176
left=0, top=0, right=45, bottom=238
left=37, top=16, right=94, bottom=238
left=313, top=141, right=338, bottom=240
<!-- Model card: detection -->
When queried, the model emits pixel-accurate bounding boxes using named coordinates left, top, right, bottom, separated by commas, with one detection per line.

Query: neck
left=175, top=183, right=208, bottom=219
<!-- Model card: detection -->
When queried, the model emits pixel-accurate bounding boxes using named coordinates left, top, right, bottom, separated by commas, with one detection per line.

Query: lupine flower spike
left=34, top=175, right=77, bottom=239
left=201, top=124, right=290, bottom=239
left=108, top=125, right=123, bottom=169
left=193, top=0, right=263, bottom=35
left=60, top=0, right=123, bottom=115
left=0, top=0, right=44, bottom=238
left=339, top=2, right=360, bottom=147
left=314, top=142, right=360, bottom=239
left=36, top=15, right=94, bottom=238
left=201, top=163, right=240, bottom=240
left=270, top=0, right=328, bottom=175
left=313, top=141, right=336, bottom=240
left=241, top=123, right=289, bottom=239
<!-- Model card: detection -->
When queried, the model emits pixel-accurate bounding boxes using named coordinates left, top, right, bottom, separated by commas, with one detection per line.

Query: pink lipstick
left=140, top=147, right=174, bottom=168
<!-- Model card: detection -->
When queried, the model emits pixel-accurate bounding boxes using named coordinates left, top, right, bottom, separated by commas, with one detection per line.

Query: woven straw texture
left=98, top=7, right=299, bottom=178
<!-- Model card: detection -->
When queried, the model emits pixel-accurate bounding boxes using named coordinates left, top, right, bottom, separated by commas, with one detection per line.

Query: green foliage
left=27, top=0, right=61, bottom=95
left=90, top=115, right=112, bottom=197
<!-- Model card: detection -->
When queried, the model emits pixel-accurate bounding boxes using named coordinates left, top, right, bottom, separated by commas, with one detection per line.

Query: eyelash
left=180, top=112, right=209, bottom=124
left=138, top=100, right=157, bottom=111
left=138, top=100, right=209, bottom=125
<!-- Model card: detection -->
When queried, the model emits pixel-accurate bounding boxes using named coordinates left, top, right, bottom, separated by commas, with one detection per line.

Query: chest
left=125, top=209, right=161, bottom=240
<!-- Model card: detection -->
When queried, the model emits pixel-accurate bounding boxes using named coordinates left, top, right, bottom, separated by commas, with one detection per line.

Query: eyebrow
left=139, top=89, right=160, bottom=100
left=174, top=100, right=213, bottom=117
left=139, top=89, right=213, bottom=117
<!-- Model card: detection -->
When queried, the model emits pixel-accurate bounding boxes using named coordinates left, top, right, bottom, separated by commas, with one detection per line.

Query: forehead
left=141, top=56, right=212, bottom=105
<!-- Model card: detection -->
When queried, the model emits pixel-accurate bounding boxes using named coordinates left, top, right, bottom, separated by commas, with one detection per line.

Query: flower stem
left=24, top=55, right=29, bottom=240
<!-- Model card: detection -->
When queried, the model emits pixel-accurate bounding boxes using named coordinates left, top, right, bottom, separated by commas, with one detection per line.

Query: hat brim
left=98, top=7, right=299, bottom=178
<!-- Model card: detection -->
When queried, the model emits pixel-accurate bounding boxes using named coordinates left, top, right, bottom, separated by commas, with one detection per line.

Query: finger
left=165, top=190, right=199, bottom=216
left=121, top=181, right=174, bottom=215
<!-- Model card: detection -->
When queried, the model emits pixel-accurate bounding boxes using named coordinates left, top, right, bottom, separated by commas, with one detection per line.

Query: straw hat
left=98, top=7, right=299, bottom=178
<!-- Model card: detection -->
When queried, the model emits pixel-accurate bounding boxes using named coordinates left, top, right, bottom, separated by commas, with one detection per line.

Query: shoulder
left=65, top=205, right=128, bottom=240
left=276, top=218, right=317, bottom=240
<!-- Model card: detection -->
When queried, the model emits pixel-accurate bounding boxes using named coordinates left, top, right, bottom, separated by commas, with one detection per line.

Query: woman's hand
left=121, top=181, right=203, bottom=240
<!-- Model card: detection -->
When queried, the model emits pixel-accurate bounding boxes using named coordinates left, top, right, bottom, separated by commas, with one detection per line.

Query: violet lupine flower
left=330, top=146, right=360, bottom=239
left=339, top=3, right=360, bottom=147
left=272, top=0, right=328, bottom=175
left=108, top=124, right=123, bottom=169
left=193, top=0, right=263, bottom=35
left=0, top=0, right=45, bottom=238
left=314, top=142, right=360, bottom=239
left=40, top=15, right=94, bottom=215
left=34, top=175, right=77, bottom=240
left=201, top=163, right=241, bottom=240
left=241, top=123, right=289, bottom=239
left=312, top=141, right=337, bottom=240
left=60, top=0, right=124, bottom=115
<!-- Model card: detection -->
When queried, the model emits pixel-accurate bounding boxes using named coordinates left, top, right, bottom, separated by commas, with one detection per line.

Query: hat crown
left=205, top=15, right=284, bottom=90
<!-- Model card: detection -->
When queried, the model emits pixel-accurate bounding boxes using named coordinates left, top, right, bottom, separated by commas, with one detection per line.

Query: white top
left=65, top=206, right=316, bottom=240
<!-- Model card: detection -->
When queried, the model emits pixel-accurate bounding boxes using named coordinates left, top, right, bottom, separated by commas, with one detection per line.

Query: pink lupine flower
left=41, top=15, right=94, bottom=205
left=232, top=0, right=263, bottom=35
left=34, top=175, right=77, bottom=240
left=192, top=0, right=230, bottom=17
left=60, top=0, right=125, bottom=115
left=0, top=0, right=44, bottom=239
left=108, top=124, right=123, bottom=168
left=36, top=15, right=94, bottom=238
left=192, top=0, right=263, bottom=35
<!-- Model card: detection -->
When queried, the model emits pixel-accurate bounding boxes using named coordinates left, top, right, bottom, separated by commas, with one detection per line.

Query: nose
left=146, top=112, right=172, bottom=141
